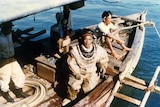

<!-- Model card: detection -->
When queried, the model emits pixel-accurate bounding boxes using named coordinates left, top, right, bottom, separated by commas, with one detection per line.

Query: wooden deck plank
left=90, top=81, right=114, bottom=107
left=93, top=90, right=112, bottom=107
left=73, top=78, right=114, bottom=107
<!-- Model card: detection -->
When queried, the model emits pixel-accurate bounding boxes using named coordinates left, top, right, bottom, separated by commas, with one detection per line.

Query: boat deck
left=0, top=15, right=136, bottom=106
left=0, top=30, right=130, bottom=106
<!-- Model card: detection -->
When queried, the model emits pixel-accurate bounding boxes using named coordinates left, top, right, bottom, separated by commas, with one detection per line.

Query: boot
left=0, top=90, right=14, bottom=103
left=11, top=88, right=29, bottom=98
left=9, top=80, right=29, bottom=98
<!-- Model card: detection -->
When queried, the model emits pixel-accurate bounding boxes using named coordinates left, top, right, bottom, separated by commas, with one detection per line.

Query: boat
left=1, top=0, right=160, bottom=107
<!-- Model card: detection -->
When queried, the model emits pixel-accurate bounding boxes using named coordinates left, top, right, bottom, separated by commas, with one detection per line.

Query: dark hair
left=1, top=21, right=13, bottom=29
left=56, top=12, right=63, bottom=22
left=81, top=28, right=93, bottom=36
left=1, top=21, right=13, bottom=35
left=102, top=11, right=112, bottom=18
left=78, top=28, right=93, bottom=44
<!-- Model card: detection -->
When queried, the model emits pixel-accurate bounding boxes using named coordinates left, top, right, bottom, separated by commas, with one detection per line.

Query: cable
left=3, top=78, right=47, bottom=107
left=153, top=24, right=160, bottom=38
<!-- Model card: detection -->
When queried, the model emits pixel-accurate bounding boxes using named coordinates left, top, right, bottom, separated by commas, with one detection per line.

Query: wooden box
left=37, top=62, right=55, bottom=83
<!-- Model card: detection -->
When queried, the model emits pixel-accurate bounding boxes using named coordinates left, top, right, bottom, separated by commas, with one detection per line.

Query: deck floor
left=0, top=25, right=132, bottom=106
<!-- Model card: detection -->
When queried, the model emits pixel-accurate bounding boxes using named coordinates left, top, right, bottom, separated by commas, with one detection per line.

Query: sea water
left=13, top=0, right=160, bottom=107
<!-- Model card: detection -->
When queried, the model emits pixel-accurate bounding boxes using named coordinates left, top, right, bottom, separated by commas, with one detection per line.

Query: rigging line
left=153, top=24, right=160, bottom=38
left=145, top=19, right=160, bottom=38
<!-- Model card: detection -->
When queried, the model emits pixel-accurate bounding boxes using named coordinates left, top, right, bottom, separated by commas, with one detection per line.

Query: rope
left=153, top=24, right=160, bottom=38
left=3, top=78, right=47, bottom=107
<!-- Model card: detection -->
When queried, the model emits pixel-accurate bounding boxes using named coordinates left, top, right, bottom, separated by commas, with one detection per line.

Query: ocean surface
left=12, top=0, right=160, bottom=107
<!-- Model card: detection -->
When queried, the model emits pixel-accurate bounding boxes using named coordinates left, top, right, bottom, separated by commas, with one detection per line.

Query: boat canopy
left=0, top=0, right=81, bottom=23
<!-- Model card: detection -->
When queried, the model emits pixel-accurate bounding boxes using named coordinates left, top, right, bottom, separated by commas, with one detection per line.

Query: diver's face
left=83, top=34, right=93, bottom=49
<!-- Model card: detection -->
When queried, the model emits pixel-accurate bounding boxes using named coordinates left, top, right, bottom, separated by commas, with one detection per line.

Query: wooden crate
left=37, top=62, right=55, bottom=83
